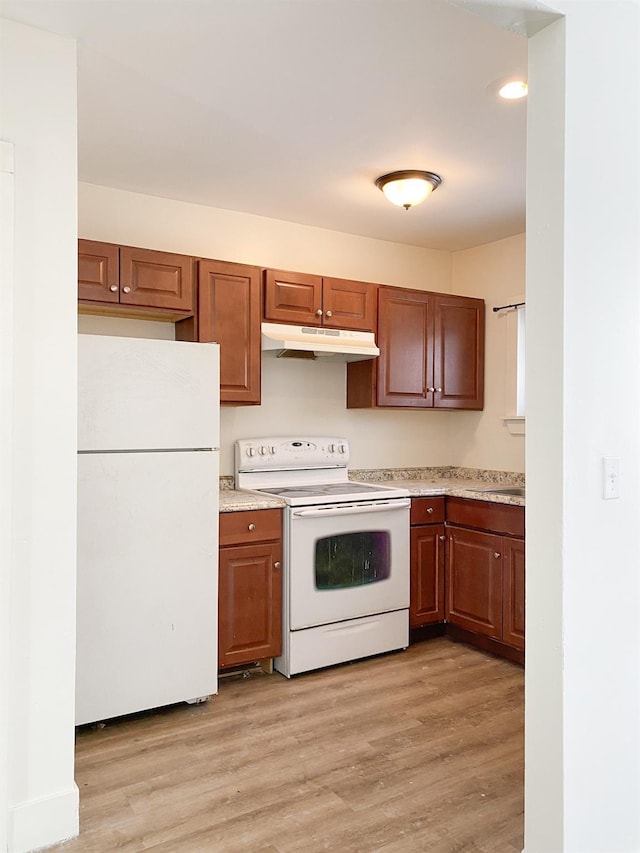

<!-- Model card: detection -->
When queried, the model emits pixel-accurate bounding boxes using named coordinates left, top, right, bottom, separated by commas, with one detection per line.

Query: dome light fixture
left=375, top=170, right=442, bottom=210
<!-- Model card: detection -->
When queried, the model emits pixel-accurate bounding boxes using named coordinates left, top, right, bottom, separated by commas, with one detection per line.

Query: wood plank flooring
left=50, top=639, right=523, bottom=853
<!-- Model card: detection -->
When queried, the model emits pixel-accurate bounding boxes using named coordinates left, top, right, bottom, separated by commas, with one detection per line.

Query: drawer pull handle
left=494, top=552, right=501, bottom=559
left=248, top=523, right=256, bottom=531
left=426, top=507, right=434, bottom=514
left=274, top=561, right=281, bottom=569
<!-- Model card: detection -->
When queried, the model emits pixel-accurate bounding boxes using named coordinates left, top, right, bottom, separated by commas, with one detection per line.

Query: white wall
left=77, top=186, right=529, bottom=476
left=525, top=5, right=640, bottom=852
left=0, top=19, right=79, bottom=853
left=78, top=183, right=460, bottom=474
left=450, top=233, right=525, bottom=473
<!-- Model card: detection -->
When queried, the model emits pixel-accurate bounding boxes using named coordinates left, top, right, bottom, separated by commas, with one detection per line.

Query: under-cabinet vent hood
left=261, top=323, right=380, bottom=362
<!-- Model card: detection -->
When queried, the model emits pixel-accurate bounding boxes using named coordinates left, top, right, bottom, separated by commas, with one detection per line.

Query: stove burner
left=258, top=482, right=392, bottom=499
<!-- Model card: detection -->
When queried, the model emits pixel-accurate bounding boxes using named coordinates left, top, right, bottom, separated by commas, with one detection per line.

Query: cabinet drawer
left=219, top=508, right=282, bottom=546
left=446, top=497, right=524, bottom=538
left=410, top=496, right=445, bottom=525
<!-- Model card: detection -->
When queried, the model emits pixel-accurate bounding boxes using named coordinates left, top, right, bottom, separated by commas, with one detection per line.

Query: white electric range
left=235, top=437, right=410, bottom=676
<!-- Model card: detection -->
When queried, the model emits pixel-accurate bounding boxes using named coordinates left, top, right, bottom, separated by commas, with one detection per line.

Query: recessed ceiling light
left=499, top=80, right=528, bottom=100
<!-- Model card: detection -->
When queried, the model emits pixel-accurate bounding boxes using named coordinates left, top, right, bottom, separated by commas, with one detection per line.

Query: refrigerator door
left=76, top=449, right=218, bottom=725
left=78, top=335, right=219, bottom=451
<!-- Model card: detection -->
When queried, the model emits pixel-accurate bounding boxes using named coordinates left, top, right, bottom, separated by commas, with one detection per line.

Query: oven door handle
left=292, top=499, right=411, bottom=518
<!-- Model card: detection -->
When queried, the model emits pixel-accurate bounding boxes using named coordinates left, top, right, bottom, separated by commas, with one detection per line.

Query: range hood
left=261, top=323, right=379, bottom=362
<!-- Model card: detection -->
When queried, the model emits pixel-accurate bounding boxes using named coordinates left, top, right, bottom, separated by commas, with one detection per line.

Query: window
left=501, top=298, right=525, bottom=434
left=516, top=307, right=526, bottom=417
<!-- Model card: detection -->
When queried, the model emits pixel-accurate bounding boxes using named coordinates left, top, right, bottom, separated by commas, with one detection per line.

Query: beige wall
left=449, top=233, right=526, bottom=473
left=78, top=183, right=525, bottom=476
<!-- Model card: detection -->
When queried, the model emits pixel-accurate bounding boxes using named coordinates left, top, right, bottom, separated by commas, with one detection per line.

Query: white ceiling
left=0, top=0, right=528, bottom=251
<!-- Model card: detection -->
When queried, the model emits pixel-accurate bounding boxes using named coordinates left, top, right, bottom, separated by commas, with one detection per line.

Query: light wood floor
left=51, top=638, right=523, bottom=853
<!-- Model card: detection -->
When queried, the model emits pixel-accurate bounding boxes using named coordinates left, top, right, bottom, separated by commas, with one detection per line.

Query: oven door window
left=315, top=531, right=391, bottom=590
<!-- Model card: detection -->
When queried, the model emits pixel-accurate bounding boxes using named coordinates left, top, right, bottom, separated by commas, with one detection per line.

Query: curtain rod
left=492, top=301, right=525, bottom=313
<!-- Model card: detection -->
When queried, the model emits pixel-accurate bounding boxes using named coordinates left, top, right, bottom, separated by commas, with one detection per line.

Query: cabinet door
left=197, top=260, right=261, bottom=405
left=263, top=269, right=323, bottom=325
left=502, top=537, right=525, bottom=650
left=119, top=247, right=194, bottom=312
left=377, top=287, right=434, bottom=407
left=218, top=541, right=282, bottom=668
left=322, top=277, right=377, bottom=332
left=78, top=239, right=119, bottom=303
left=410, top=524, right=445, bottom=628
left=446, top=526, right=502, bottom=639
left=433, top=295, right=484, bottom=410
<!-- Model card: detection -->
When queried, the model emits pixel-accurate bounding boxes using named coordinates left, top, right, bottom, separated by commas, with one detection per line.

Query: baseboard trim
left=8, top=783, right=79, bottom=853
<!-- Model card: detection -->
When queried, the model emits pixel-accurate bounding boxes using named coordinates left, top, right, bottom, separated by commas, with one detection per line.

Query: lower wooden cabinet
left=445, top=498, right=525, bottom=652
left=502, top=536, right=525, bottom=649
left=410, top=498, right=445, bottom=628
left=445, top=526, right=503, bottom=639
left=218, top=509, right=283, bottom=669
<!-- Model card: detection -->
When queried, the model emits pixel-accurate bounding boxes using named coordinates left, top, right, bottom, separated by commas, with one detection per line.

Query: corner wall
left=1, top=19, right=79, bottom=852
left=78, top=183, right=457, bottom=474
left=526, top=5, right=640, bottom=851
left=78, top=185, right=528, bottom=476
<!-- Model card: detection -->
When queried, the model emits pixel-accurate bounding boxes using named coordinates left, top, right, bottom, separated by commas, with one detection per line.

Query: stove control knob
left=246, top=447, right=255, bottom=457
left=259, top=446, right=268, bottom=455
left=338, top=444, right=346, bottom=453
left=328, top=443, right=336, bottom=453
left=270, top=446, right=276, bottom=454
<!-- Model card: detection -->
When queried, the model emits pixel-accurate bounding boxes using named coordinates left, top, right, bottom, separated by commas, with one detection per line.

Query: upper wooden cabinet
left=78, top=240, right=194, bottom=318
left=347, top=286, right=485, bottom=410
left=176, top=259, right=261, bottom=406
left=263, top=268, right=377, bottom=332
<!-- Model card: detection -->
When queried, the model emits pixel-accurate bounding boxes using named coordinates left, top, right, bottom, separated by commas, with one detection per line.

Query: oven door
left=287, top=498, right=410, bottom=630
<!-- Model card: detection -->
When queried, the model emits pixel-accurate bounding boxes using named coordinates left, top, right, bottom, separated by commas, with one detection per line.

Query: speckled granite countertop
left=219, top=467, right=525, bottom=512
left=349, top=466, right=525, bottom=507
left=368, top=478, right=524, bottom=506
left=219, top=489, right=286, bottom=513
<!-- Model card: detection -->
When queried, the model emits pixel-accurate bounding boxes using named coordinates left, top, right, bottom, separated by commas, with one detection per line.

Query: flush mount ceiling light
left=375, top=170, right=442, bottom=211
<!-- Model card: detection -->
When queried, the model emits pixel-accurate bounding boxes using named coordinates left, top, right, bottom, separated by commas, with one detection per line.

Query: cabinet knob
left=122, top=285, right=131, bottom=294
left=427, top=387, right=435, bottom=393
left=436, top=387, right=442, bottom=393
left=248, top=523, right=256, bottom=531
left=109, top=284, right=118, bottom=292
left=426, top=506, right=434, bottom=514
left=494, top=552, right=501, bottom=559
left=325, top=310, right=333, bottom=318
left=274, top=561, right=281, bottom=569
left=439, top=535, right=446, bottom=541
left=315, top=308, right=323, bottom=316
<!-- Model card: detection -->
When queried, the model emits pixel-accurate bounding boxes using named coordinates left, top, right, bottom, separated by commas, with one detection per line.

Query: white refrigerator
left=76, top=334, right=220, bottom=725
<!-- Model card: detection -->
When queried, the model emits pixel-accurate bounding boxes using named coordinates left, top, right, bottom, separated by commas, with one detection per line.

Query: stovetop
left=255, top=480, right=408, bottom=506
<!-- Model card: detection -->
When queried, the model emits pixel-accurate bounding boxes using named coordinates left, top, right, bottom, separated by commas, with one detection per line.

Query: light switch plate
left=603, top=456, right=621, bottom=500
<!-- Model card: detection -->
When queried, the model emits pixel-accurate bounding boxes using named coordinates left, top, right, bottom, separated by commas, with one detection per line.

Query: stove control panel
left=236, top=436, right=349, bottom=472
